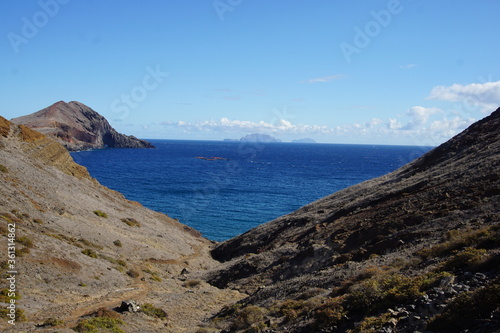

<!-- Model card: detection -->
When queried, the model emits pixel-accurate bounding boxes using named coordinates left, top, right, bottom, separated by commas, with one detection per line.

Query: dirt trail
left=62, top=263, right=150, bottom=328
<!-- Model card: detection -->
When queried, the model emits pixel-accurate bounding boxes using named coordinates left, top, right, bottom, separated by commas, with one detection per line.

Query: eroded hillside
left=0, top=116, right=244, bottom=332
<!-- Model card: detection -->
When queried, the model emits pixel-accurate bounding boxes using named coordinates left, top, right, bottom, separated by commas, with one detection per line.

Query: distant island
left=239, top=133, right=281, bottom=143
left=291, top=138, right=317, bottom=144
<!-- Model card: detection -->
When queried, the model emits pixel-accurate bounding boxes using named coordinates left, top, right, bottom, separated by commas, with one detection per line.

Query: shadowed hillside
left=203, top=109, right=500, bottom=332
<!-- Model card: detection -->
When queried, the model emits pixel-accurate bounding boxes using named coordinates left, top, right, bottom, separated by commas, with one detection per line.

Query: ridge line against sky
left=1, top=0, right=499, bottom=146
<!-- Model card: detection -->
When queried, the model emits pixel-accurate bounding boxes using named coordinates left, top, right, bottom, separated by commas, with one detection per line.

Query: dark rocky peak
left=12, top=101, right=154, bottom=151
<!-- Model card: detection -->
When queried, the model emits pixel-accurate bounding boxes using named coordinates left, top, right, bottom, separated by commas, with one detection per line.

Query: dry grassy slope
left=0, top=117, right=244, bottom=332
left=208, top=109, right=500, bottom=301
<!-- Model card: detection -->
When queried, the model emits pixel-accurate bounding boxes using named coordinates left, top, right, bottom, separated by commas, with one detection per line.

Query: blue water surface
left=71, top=140, right=432, bottom=241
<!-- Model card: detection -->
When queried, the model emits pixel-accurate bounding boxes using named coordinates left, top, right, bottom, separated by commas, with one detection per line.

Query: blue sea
left=71, top=140, right=433, bottom=242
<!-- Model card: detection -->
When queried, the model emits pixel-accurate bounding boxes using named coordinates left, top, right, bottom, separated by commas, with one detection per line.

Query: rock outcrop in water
left=12, top=101, right=155, bottom=151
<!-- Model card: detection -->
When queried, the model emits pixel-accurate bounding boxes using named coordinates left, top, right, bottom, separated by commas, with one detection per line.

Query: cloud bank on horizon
left=162, top=81, right=497, bottom=146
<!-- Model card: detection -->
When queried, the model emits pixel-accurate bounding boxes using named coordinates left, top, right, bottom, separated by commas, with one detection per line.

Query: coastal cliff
left=11, top=101, right=154, bottom=151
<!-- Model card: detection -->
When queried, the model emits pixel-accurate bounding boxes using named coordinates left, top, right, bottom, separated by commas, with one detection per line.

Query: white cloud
left=162, top=118, right=333, bottom=135
left=427, top=81, right=500, bottom=113
left=399, top=64, right=417, bottom=69
left=300, top=74, right=344, bottom=84
left=403, top=106, right=442, bottom=130
left=162, top=107, right=476, bottom=146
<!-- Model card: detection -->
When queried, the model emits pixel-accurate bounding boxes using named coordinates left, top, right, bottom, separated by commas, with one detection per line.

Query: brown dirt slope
left=11, top=101, right=155, bottom=151
left=0, top=118, right=244, bottom=332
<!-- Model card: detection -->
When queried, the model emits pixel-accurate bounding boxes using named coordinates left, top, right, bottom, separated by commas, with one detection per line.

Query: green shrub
left=0, top=308, right=26, bottom=321
left=0, top=165, right=8, bottom=173
left=93, top=210, right=108, bottom=218
left=94, top=307, right=122, bottom=320
left=352, top=312, right=392, bottom=333
left=81, top=249, right=98, bottom=258
left=79, top=238, right=103, bottom=249
left=232, top=306, right=266, bottom=330
left=41, top=317, right=65, bottom=327
left=343, top=273, right=425, bottom=313
left=313, top=298, right=345, bottom=328
left=15, top=247, right=30, bottom=257
left=120, top=217, right=140, bottom=227
left=16, top=236, right=34, bottom=248
left=150, top=275, right=162, bottom=282
left=272, top=299, right=317, bottom=322
left=113, top=240, right=122, bottom=247
left=140, top=303, right=168, bottom=320
left=73, top=317, right=124, bottom=333
left=418, top=225, right=500, bottom=259
left=0, top=288, right=21, bottom=302
left=442, top=247, right=487, bottom=271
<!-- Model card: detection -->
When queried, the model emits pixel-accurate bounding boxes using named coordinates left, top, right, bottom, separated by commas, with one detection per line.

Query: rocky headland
left=0, top=108, right=499, bottom=332
left=11, top=101, right=155, bottom=151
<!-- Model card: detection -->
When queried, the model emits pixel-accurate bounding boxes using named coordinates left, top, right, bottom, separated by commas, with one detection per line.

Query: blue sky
left=1, top=0, right=499, bottom=145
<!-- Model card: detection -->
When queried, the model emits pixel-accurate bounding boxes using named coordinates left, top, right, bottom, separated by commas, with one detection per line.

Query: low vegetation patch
left=120, top=217, right=141, bottom=227
left=94, top=307, right=122, bottom=320
left=73, top=317, right=124, bottom=333
left=0, top=164, right=8, bottom=173
left=232, top=305, right=267, bottom=331
left=0, top=212, right=22, bottom=223
left=81, top=249, right=98, bottom=258
left=0, top=308, right=26, bottom=322
left=16, top=236, right=34, bottom=248
left=113, top=240, right=122, bottom=247
left=41, top=317, right=65, bottom=327
left=441, top=247, right=488, bottom=271
left=0, top=288, right=21, bottom=302
left=140, top=303, right=168, bottom=320
left=150, top=274, right=162, bottom=282
left=99, top=254, right=127, bottom=269
left=418, top=225, right=500, bottom=259
left=93, top=210, right=108, bottom=218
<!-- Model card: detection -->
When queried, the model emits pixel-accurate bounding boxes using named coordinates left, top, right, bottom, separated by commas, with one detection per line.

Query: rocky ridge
left=11, top=101, right=154, bottom=151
